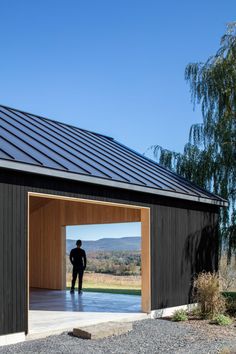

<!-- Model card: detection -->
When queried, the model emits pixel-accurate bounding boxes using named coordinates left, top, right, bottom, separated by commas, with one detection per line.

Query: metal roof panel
left=0, top=104, right=227, bottom=205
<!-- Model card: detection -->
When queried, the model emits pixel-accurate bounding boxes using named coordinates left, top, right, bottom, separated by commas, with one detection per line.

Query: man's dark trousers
left=71, top=266, right=84, bottom=291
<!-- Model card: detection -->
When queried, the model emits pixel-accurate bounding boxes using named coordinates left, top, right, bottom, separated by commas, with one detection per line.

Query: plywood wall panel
left=29, top=200, right=63, bottom=289
left=58, top=200, right=141, bottom=225
left=141, top=208, right=151, bottom=312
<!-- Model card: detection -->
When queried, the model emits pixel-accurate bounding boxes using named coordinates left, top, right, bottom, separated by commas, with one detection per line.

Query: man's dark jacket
left=70, top=248, right=87, bottom=269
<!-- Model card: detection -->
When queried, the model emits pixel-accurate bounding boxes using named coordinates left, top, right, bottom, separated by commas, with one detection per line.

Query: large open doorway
left=65, top=222, right=142, bottom=312
left=27, top=192, right=150, bottom=336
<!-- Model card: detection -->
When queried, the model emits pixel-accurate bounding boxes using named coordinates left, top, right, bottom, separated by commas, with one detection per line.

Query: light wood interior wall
left=29, top=195, right=151, bottom=312
left=141, top=208, right=151, bottom=312
left=29, top=200, right=62, bottom=289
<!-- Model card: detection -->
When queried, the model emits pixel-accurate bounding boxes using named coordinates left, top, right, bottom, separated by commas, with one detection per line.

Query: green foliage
left=223, top=292, right=236, bottom=317
left=172, top=309, right=188, bottom=321
left=67, top=250, right=141, bottom=276
left=213, top=314, right=233, bottom=326
left=222, top=291, right=236, bottom=301
left=188, top=306, right=202, bottom=318
left=151, top=23, right=236, bottom=260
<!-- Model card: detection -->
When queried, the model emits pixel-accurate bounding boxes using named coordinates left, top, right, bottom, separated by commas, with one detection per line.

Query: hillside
left=66, top=236, right=140, bottom=254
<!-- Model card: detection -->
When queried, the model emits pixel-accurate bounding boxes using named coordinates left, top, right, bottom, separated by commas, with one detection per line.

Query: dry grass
left=194, top=272, right=226, bottom=319
left=66, top=272, right=141, bottom=293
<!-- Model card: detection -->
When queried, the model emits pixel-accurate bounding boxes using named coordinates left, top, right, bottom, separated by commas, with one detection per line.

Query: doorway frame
left=27, top=191, right=151, bottom=331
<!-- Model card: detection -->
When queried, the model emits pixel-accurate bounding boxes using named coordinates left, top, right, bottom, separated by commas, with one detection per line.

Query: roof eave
left=0, top=160, right=228, bottom=207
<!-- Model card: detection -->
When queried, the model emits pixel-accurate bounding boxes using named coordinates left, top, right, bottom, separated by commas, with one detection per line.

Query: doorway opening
left=28, top=193, right=150, bottom=335
left=66, top=222, right=142, bottom=312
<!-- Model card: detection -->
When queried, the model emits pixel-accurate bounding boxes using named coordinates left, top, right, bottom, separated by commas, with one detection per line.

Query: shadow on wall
left=181, top=222, right=218, bottom=302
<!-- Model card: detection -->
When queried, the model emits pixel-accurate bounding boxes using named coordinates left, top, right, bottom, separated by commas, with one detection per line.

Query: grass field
left=66, top=272, right=141, bottom=296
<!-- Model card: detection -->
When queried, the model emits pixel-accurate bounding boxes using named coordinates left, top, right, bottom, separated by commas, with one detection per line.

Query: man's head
left=76, top=239, right=82, bottom=248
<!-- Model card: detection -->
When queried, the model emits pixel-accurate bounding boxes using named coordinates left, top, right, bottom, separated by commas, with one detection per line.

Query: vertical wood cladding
left=0, top=177, right=27, bottom=335
left=151, top=205, right=218, bottom=310
left=0, top=169, right=219, bottom=335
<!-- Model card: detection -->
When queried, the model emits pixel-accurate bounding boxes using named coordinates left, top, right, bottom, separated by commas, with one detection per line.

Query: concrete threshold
left=27, top=311, right=148, bottom=340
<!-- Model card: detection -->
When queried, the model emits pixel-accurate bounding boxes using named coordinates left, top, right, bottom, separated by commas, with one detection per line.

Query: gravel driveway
left=0, top=319, right=236, bottom=354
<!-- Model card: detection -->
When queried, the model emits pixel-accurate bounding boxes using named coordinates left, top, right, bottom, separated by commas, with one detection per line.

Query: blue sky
left=66, top=223, right=141, bottom=241
left=1, top=1, right=235, bottom=240
left=0, top=1, right=235, bottom=154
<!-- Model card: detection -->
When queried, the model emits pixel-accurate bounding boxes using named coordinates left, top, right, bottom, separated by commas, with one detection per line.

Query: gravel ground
left=0, top=319, right=236, bottom=354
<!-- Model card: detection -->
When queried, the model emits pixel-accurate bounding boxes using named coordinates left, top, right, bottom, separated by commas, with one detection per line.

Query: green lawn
left=66, top=286, right=141, bottom=296
left=66, top=273, right=141, bottom=296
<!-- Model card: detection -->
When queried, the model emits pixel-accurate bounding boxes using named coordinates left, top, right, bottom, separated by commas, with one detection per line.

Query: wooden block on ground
left=73, top=321, right=133, bottom=339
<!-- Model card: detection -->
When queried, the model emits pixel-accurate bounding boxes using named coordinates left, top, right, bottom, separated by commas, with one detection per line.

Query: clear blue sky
left=1, top=1, right=234, bottom=240
left=0, top=0, right=235, bottom=154
left=66, top=222, right=141, bottom=241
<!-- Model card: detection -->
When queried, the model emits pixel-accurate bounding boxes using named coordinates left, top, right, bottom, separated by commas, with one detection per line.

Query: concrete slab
left=28, top=311, right=147, bottom=340
left=28, top=289, right=147, bottom=340
left=73, top=321, right=133, bottom=339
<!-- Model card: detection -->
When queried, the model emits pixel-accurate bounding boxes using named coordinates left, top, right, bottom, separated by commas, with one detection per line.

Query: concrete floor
left=30, top=289, right=141, bottom=313
left=28, top=289, right=147, bottom=339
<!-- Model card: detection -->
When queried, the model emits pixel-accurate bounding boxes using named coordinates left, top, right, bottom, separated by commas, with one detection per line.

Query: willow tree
left=151, top=23, right=236, bottom=260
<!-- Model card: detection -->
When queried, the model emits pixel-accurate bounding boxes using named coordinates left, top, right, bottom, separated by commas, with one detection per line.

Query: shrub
left=213, top=314, right=232, bottom=326
left=193, top=272, right=226, bottom=319
left=188, top=306, right=201, bottom=318
left=172, top=309, right=188, bottom=322
left=224, top=295, right=236, bottom=317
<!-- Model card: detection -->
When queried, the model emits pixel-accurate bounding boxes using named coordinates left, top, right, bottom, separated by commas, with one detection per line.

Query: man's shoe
left=70, top=289, right=74, bottom=294
left=78, top=290, right=83, bottom=295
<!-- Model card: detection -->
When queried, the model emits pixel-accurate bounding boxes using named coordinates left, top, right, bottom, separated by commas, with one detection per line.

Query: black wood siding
left=0, top=169, right=219, bottom=335
left=152, top=205, right=218, bottom=309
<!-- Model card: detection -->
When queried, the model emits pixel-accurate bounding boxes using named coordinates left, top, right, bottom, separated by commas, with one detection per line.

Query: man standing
left=69, top=240, right=87, bottom=294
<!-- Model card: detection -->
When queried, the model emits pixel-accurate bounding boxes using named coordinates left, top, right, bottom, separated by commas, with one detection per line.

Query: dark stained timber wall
left=0, top=178, right=27, bottom=335
left=152, top=206, right=218, bottom=309
left=0, top=169, right=219, bottom=335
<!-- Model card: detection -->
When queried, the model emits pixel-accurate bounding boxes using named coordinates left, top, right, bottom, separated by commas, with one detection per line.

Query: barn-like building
left=0, top=105, right=226, bottom=343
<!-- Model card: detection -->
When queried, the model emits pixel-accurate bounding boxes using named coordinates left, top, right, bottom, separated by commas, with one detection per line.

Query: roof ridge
left=0, top=104, right=114, bottom=141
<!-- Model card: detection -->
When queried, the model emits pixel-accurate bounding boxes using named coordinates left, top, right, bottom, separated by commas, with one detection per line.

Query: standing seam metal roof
left=0, top=105, right=227, bottom=206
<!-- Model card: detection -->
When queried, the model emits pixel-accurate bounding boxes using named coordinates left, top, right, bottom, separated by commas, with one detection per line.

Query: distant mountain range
left=66, top=236, right=141, bottom=254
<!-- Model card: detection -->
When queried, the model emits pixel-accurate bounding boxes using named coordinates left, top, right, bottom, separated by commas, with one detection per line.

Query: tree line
left=66, top=250, right=141, bottom=276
